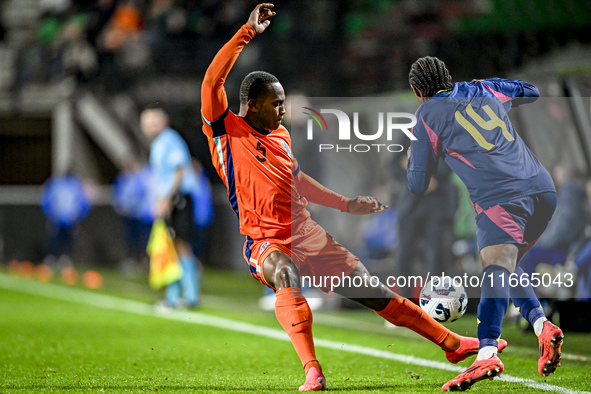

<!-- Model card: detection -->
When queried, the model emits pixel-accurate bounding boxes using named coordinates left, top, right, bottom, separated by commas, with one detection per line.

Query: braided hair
left=408, top=56, right=453, bottom=98
left=240, top=71, right=280, bottom=104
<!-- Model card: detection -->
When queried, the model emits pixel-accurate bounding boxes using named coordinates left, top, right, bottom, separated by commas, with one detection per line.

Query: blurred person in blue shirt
left=112, top=161, right=157, bottom=277
left=113, top=163, right=159, bottom=225
left=519, top=166, right=590, bottom=277
left=189, top=158, right=214, bottom=259
left=570, top=178, right=591, bottom=300
left=41, top=171, right=91, bottom=264
left=141, top=104, right=201, bottom=308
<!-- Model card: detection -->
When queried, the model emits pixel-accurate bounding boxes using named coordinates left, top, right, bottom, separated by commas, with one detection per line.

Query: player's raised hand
left=248, top=3, right=276, bottom=34
left=347, top=196, right=389, bottom=215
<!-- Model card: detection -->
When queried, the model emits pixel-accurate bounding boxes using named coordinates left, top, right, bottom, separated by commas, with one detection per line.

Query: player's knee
left=263, top=251, right=301, bottom=290
left=480, top=244, right=518, bottom=272
left=274, top=259, right=300, bottom=290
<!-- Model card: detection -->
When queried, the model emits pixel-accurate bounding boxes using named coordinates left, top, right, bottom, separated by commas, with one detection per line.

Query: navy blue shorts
left=474, top=192, right=557, bottom=251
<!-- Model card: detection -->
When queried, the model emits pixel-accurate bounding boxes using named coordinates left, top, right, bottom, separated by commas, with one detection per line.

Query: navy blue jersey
left=407, top=78, right=555, bottom=210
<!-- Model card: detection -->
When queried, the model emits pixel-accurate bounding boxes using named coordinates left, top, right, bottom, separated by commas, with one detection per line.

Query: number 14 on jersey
left=454, top=104, right=514, bottom=150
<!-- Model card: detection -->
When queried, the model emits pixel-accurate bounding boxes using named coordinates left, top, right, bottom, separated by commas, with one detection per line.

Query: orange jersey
left=201, top=24, right=309, bottom=240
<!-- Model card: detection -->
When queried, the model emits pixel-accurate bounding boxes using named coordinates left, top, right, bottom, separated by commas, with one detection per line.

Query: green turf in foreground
left=0, top=272, right=590, bottom=393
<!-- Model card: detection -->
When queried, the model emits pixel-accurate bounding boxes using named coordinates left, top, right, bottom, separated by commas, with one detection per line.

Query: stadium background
left=0, top=0, right=590, bottom=305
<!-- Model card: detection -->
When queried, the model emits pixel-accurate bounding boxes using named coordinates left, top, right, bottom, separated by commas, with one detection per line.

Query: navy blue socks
left=477, top=265, right=510, bottom=358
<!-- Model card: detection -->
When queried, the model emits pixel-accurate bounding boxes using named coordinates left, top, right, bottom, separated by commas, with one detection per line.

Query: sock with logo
left=477, top=265, right=510, bottom=358
left=510, top=266, right=546, bottom=335
left=275, top=288, right=321, bottom=373
left=375, top=296, right=460, bottom=351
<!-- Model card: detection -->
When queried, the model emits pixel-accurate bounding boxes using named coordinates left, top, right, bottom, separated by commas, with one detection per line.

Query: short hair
left=141, top=103, right=169, bottom=120
left=143, top=102, right=167, bottom=114
left=409, top=56, right=453, bottom=98
left=239, top=71, right=280, bottom=105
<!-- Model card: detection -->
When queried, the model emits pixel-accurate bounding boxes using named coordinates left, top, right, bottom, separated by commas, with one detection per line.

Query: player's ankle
left=533, top=317, right=548, bottom=336
left=304, top=360, right=322, bottom=374
left=440, top=332, right=461, bottom=352
left=476, top=345, right=498, bottom=360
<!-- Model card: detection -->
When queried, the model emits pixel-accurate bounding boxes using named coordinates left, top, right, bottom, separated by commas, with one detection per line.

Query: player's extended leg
left=262, top=251, right=326, bottom=392
left=510, top=192, right=563, bottom=376
left=442, top=244, right=513, bottom=391
left=332, top=262, right=491, bottom=363
left=512, top=248, right=563, bottom=376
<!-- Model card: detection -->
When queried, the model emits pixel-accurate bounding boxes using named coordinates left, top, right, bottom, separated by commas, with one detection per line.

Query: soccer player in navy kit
left=406, top=56, right=564, bottom=391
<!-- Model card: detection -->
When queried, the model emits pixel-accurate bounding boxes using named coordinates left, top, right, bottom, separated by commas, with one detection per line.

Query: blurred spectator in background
left=449, top=172, right=479, bottom=275
left=392, top=151, right=457, bottom=298
left=519, top=165, right=590, bottom=277
left=362, top=202, right=399, bottom=261
left=141, top=104, right=201, bottom=309
left=87, top=0, right=117, bottom=41
left=97, top=0, right=142, bottom=53
left=189, top=158, right=214, bottom=259
left=41, top=170, right=91, bottom=267
left=95, top=0, right=143, bottom=91
left=16, top=25, right=45, bottom=86
left=575, top=237, right=591, bottom=301
left=37, top=12, right=61, bottom=79
left=112, top=160, right=157, bottom=278
left=143, top=0, right=177, bottom=45
left=569, top=179, right=591, bottom=300
left=60, top=14, right=98, bottom=83
left=19, top=5, right=97, bottom=85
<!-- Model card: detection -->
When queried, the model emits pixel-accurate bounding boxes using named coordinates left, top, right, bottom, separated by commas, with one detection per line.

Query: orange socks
left=376, top=297, right=460, bottom=350
left=275, top=291, right=458, bottom=372
left=275, top=288, right=321, bottom=373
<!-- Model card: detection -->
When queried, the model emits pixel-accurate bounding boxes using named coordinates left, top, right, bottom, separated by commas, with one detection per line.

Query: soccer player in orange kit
left=201, top=4, right=503, bottom=391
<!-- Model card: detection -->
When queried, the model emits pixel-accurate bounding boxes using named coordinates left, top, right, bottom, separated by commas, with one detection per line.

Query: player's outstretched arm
left=201, top=4, right=276, bottom=125
left=473, top=78, right=540, bottom=108
left=482, top=78, right=539, bottom=97
left=406, top=116, right=439, bottom=195
left=295, top=170, right=388, bottom=215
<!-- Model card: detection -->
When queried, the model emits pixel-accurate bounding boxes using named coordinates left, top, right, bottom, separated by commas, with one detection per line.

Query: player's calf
left=331, top=262, right=392, bottom=309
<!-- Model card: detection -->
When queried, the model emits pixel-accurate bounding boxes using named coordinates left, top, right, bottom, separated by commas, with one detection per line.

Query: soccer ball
left=419, top=277, right=468, bottom=323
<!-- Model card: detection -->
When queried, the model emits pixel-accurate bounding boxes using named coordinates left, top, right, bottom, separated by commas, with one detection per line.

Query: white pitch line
left=0, top=274, right=588, bottom=394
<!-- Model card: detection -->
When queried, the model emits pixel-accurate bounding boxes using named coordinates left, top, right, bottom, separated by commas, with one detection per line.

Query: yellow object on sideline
left=146, top=219, right=182, bottom=289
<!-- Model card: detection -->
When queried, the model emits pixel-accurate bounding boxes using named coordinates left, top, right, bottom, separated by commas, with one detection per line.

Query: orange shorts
left=243, top=218, right=359, bottom=292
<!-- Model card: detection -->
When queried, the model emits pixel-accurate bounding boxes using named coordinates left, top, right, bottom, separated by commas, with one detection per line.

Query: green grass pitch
left=0, top=268, right=590, bottom=393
